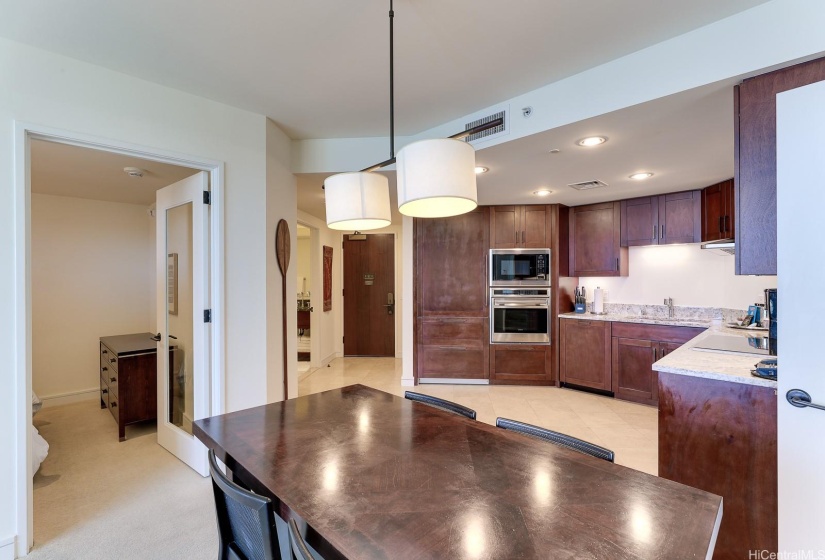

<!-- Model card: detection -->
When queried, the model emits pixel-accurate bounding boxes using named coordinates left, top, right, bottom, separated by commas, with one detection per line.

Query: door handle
left=787, top=389, right=825, bottom=412
left=151, top=333, right=162, bottom=342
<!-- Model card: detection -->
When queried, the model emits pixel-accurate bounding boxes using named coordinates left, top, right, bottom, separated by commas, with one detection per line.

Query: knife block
left=574, top=303, right=586, bottom=314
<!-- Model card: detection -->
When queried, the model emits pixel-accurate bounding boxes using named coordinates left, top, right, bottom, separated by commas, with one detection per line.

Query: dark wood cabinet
left=414, top=208, right=490, bottom=381
left=621, top=191, right=701, bottom=247
left=559, top=319, right=612, bottom=391
left=100, top=333, right=158, bottom=441
left=735, top=56, right=825, bottom=275
left=490, top=344, right=551, bottom=385
left=569, top=202, right=627, bottom=277
left=611, top=323, right=704, bottom=405
left=490, top=205, right=550, bottom=248
left=701, top=179, right=735, bottom=242
left=659, top=373, right=777, bottom=558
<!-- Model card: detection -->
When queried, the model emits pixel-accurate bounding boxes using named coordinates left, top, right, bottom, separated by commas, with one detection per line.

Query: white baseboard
left=0, top=535, right=16, bottom=560
left=320, top=352, right=341, bottom=367
left=39, top=388, right=98, bottom=408
left=400, top=378, right=415, bottom=387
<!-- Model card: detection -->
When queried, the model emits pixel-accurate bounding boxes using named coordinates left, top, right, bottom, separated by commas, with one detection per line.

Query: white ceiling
left=0, top=0, right=770, bottom=139
left=31, top=140, right=199, bottom=205
left=297, top=79, right=737, bottom=220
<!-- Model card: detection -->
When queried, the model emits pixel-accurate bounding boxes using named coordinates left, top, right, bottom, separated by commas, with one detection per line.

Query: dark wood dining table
left=193, top=384, right=722, bottom=560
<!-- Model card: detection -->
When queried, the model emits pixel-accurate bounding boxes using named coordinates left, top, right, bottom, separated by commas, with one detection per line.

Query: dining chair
left=404, top=391, right=477, bottom=420
left=288, top=518, right=314, bottom=560
left=208, top=449, right=282, bottom=560
left=495, top=417, right=615, bottom=462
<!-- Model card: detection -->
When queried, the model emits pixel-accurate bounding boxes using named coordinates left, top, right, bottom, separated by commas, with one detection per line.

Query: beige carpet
left=30, top=401, right=216, bottom=559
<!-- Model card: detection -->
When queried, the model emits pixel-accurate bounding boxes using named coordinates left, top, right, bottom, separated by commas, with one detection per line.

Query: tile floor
left=298, top=357, right=659, bottom=475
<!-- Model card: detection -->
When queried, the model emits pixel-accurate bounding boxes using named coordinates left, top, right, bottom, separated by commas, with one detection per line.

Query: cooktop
left=692, top=334, right=773, bottom=357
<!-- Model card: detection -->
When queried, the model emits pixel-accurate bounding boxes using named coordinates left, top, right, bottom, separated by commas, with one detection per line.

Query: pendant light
left=324, top=0, right=492, bottom=227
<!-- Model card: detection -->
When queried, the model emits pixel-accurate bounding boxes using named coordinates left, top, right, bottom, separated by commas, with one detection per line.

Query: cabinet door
left=418, top=344, right=488, bottom=380
left=659, top=191, right=701, bottom=245
left=490, top=206, right=519, bottom=249
left=559, top=319, right=612, bottom=391
left=659, top=341, right=682, bottom=359
left=621, top=196, right=659, bottom=247
left=521, top=206, right=550, bottom=248
left=723, top=179, right=736, bottom=239
left=612, top=337, right=657, bottom=405
left=490, top=344, right=552, bottom=385
left=702, top=181, right=728, bottom=242
left=736, top=57, right=825, bottom=275
left=569, top=202, right=626, bottom=277
left=416, top=207, right=489, bottom=317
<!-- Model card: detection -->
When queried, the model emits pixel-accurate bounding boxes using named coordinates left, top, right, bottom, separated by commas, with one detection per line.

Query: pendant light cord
left=389, top=0, right=395, bottom=159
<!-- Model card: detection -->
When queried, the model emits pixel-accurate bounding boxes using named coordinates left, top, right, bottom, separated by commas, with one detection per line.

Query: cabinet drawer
left=100, top=384, right=109, bottom=409
left=108, top=392, right=119, bottom=420
left=490, top=344, right=552, bottom=384
left=611, top=322, right=704, bottom=344
left=420, top=318, right=485, bottom=342
left=418, top=345, right=487, bottom=379
left=101, top=346, right=118, bottom=372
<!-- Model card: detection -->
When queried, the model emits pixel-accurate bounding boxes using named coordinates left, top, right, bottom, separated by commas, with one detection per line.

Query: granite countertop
left=559, top=311, right=710, bottom=328
left=652, top=327, right=777, bottom=388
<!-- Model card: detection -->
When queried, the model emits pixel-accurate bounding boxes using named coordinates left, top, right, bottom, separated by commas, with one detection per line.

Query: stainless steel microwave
left=489, top=249, right=551, bottom=286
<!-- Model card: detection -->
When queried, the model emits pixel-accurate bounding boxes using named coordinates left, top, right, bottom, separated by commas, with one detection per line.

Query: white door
left=156, top=171, right=210, bottom=476
left=776, top=81, right=825, bottom=552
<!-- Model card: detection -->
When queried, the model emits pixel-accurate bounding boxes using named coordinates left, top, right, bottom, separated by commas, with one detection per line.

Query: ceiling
left=31, top=140, right=199, bottom=205
left=0, top=0, right=770, bottom=139
left=297, top=79, right=736, bottom=220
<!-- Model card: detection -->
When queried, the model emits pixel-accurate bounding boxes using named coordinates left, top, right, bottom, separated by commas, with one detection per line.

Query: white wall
left=0, top=37, right=292, bottom=557
left=577, top=244, right=777, bottom=310
left=31, top=194, right=153, bottom=403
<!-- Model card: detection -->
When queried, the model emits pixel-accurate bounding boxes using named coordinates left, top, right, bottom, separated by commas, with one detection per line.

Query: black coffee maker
left=765, top=288, right=777, bottom=355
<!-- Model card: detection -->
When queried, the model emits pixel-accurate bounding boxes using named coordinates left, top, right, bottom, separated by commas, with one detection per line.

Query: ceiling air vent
left=463, top=110, right=507, bottom=143
left=567, top=180, right=609, bottom=191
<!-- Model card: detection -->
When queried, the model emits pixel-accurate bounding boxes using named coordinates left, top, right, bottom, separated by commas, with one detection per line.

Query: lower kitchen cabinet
left=611, top=323, right=705, bottom=405
left=559, top=319, right=612, bottom=391
left=490, top=344, right=552, bottom=385
left=417, top=317, right=489, bottom=381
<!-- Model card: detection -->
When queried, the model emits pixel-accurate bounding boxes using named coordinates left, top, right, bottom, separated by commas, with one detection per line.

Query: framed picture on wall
left=167, top=253, right=178, bottom=315
left=323, top=245, right=333, bottom=312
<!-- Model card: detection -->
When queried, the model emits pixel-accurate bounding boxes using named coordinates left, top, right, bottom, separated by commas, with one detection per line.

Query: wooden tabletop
left=194, top=385, right=722, bottom=560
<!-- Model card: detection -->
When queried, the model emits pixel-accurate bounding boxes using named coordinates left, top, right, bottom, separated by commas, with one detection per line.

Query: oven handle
left=492, top=300, right=549, bottom=308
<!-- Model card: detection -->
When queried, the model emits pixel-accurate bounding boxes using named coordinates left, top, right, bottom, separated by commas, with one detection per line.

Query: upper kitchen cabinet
left=701, top=179, right=735, bottom=242
left=415, top=207, right=490, bottom=317
left=570, top=202, right=628, bottom=277
left=736, top=56, right=825, bottom=275
left=490, top=205, right=550, bottom=249
left=620, top=191, right=701, bottom=247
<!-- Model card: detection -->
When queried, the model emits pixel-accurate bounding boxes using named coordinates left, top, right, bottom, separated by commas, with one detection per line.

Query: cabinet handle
left=653, top=347, right=657, bottom=361
left=653, top=225, right=657, bottom=240
left=725, top=215, right=730, bottom=233
left=438, top=345, right=466, bottom=351
left=102, top=367, right=108, bottom=372
left=661, top=224, right=665, bottom=239
left=110, top=358, right=116, bottom=363
left=616, top=257, right=619, bottom=271
left=102, top=389, right=107, bottom=394
left=110, top=377, right=116, bottom=383
left=102, top=350, right=108, bottom=355
left=521, top=231, right=525, bottom=243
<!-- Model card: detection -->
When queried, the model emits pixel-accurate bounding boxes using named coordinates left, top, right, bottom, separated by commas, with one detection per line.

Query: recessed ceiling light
left=533, top=189, right=553, bottom=197
left=474, top=166, right=489, bottom=174
left=576, top=136, right=607, bottom=147
left=629, top=172, right=654, bottom=180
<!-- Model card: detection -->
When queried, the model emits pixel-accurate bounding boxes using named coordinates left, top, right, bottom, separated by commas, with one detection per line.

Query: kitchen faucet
left=665, top=297, right=674, bottom=318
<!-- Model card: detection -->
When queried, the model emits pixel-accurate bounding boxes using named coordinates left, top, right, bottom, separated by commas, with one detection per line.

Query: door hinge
left=204, top=309, right=212, bottom=323
left=203, top=191, right=211, bottom=205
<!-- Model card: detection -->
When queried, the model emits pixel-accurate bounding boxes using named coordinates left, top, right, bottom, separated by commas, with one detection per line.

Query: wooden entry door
left=343, top=234, right=395, bottom=356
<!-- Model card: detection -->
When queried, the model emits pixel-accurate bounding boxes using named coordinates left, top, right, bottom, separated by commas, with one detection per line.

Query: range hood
left=701, top=239, right=736, bottom=255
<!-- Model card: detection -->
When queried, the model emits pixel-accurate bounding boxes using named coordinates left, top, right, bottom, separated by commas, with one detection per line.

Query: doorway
left=343, top=233, right=395, bottom=356
left=296, top=224, right=313, bottom=372
left=14, top=124, right=226, bottom=554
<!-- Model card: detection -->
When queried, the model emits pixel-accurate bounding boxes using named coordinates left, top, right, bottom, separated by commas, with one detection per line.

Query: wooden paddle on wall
left=275, top=220, right=291, bottom=400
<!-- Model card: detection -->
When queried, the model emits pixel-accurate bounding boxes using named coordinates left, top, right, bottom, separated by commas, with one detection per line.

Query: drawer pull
left=102, top=367, right=108, bottom=372
left=102, top=389, right=108, bottom=394
left=102, top=350, right=108, bottom=354
left=438, top=345, right=466, bottom=351
left=110, top=402, right=117, bottom=408
left=110, top=377, right=116, bottom=383
left=110, top=358, right=116, bottom=363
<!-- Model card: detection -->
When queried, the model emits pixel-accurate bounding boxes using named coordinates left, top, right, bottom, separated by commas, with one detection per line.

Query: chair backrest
left=495, top=418, right=615, bottom=463
left=404, top=391, right=477, bottom=420
left=208, top=449, right=281, bottom=560
left=288, top=518, right=313, bottom=560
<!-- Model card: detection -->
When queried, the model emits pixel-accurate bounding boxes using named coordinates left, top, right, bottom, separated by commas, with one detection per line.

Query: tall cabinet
left=415, top=207, right=490, bottom=382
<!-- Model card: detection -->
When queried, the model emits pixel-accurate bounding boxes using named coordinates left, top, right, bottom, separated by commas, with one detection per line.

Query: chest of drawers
left=99, top=333, right=158, bottom=441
